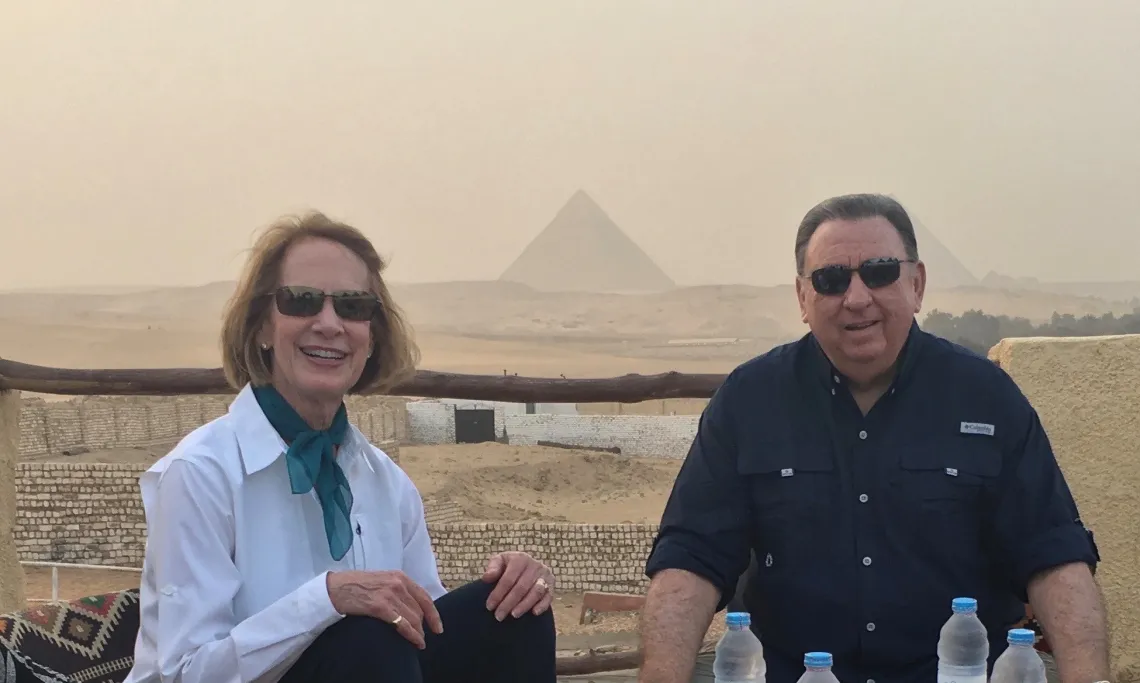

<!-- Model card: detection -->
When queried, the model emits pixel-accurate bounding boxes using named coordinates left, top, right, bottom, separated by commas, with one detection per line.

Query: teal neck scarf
left=251, top=385, right=354, bottom=561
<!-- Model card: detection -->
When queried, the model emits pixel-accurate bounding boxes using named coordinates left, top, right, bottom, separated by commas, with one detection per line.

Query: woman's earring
left=260, top=342, right=270, bottom=351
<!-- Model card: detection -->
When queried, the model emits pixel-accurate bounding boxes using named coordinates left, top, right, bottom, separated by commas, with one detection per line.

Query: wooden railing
left=0, top=357, right=726, bottom=402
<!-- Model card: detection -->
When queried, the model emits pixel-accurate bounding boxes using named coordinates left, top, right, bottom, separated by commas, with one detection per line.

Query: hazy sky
left=2, top=0, right=1138, bottom=290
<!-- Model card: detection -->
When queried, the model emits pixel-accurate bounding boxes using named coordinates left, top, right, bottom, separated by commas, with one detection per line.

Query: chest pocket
left=738, top=439, right=835, bottom=519
left=737, top=438, right=835, bottom=568
left=892, top=437, right=1003, bottom=550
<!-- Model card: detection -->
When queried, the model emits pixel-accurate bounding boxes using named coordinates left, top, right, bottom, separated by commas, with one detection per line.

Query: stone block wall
left=505, top=414, right=699, bottom=457
left=15, top=462, right=149, bottom=566
left=431, top=523, right=658, bottom=593
left=17, top=394, right=407, bottom=458
left=13, top=462, right=660, bottom=593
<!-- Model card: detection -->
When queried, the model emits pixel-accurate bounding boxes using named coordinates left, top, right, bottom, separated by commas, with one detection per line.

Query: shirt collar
left=229, top=384, right=372, bottom=476
left=807, top=318, right=925, bottom=393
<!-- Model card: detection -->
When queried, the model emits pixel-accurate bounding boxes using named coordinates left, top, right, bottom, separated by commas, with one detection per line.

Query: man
left=639, top=194, right=1108, bottom=683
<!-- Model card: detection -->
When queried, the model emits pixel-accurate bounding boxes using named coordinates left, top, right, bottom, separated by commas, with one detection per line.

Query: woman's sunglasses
left=808, top=257, right=914, bottom=296
left=270, top=286, right=381, bottom=322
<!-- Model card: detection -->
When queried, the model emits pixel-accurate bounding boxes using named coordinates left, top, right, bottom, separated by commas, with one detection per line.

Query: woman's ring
left=535, top=577, right=549, bottom=592
left=391, top=615, right=404, bottom=626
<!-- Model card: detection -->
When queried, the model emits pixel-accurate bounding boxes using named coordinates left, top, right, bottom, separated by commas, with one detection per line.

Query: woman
left=124, top=212, right=557, bottom=683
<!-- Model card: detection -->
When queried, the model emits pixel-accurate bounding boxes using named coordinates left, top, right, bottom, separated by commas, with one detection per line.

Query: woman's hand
left=481, top=551, right=556, bottom=621
left=326, top=570, right=444, bottom=649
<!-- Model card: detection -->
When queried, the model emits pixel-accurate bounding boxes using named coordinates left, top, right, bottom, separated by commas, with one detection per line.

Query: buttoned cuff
left=1011, top=523, right=1100, bottom=602
left=300, top=571, right=346, bottom=629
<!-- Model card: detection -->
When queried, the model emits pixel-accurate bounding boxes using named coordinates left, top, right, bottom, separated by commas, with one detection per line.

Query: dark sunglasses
left=270, top=286, right=381, bottom=322
left=808, top=257, right=915, bottom=296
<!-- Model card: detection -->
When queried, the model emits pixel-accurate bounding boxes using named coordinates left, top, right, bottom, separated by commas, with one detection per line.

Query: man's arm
left=1027, top=562, right=1109, bottom=683
left=639, top=374, right=753, bottom=683
left=639, top=569, right=722, bottom=683
left=987, top=383, right=1107, bottom=683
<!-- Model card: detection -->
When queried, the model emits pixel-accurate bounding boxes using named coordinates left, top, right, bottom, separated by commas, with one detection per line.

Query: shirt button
left=834, top=375, right=841, bottom=384
left=858, top=430, right=868, bottom=440
left=859, top=493, right=869, bottom=503
left=866, top=622, right=876, bottom=632
left=862, top=556, right=872, bottom=566
left=868, top=679, right=876, bottom=683
left=831, top=388, right=836, bottom=395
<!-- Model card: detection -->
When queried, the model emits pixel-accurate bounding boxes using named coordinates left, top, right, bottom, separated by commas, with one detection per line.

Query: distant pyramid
left=500, top=190, right=675, bottom=293
left=911, top=216, right=978, bottom=288
left=886, top=195, right=978, bottom=289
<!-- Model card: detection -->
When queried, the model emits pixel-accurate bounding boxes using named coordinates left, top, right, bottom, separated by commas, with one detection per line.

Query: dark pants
left=280, top=579, right=556, bottom=683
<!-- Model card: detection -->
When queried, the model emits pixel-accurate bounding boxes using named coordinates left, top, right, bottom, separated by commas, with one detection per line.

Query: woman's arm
left=144, top=456, right=344, bottom=683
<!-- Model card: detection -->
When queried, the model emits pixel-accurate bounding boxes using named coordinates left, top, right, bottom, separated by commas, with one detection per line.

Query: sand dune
left=0, top=279, right=1132, bottom=379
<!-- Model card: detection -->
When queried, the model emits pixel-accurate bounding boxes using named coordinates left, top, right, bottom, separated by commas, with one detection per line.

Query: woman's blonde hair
left=219, top=211, right=419, bottom=395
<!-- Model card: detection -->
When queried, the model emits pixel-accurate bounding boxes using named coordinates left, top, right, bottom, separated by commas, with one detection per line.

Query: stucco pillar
left=990, top=335, right=1140, bottom=682
left=0, top=389, right=24, bottom=613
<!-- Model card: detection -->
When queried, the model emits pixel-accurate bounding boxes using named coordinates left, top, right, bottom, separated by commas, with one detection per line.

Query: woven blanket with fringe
left=0, top=588, right=140, bottom=683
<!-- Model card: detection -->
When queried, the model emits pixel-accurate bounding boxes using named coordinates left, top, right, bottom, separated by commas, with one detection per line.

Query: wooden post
left=0, top=389, right=25, bottom=613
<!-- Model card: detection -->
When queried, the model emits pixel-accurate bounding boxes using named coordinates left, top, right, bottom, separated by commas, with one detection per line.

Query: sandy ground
left=1, top=280, right=1130, bottom=381
left=401, top=443, right=681, bottom=524
left=27, top=442, right=683, bottom=525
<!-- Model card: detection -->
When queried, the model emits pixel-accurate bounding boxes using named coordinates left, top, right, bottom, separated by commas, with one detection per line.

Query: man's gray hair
left=794, top=193, right=920, bottom=274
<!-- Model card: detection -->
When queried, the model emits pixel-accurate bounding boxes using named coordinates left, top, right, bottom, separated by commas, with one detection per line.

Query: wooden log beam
left=0, top=357, right=727, bottom=403
left=555, top=649, right=641, bottom=676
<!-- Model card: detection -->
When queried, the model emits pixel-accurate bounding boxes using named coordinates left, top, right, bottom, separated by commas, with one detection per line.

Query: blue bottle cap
left=726, top=612, right=751, bottom=627
left=1008, top=628, right=1036, bottom=645
left=951, top=597, right=978, bottom=613
left=805, top=652, right=833, bottom=668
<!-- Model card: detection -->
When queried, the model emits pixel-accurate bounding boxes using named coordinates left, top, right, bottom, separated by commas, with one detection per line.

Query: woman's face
left=260, top=237, right=374, bottom=416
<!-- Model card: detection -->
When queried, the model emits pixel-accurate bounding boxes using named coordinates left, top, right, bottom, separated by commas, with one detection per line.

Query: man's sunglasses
left=808, top=257, right=915, bottom=296
left=270, top=286, right=381, bottom=322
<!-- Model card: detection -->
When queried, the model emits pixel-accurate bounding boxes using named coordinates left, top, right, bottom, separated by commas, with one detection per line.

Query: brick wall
left=13, top=462, right=660, bottom=593
left=18, top=394, right=407, bottom=458
left=506, top=414, right=698, bottom=457
left=15, top=462, right=149, bottom=566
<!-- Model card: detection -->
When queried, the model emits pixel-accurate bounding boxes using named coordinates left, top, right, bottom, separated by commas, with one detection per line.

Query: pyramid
left=500, top=190, right=675, bottom=293
left=911, top=215, right=978, bottom=289
left=885, top=195, right=978, bottom=289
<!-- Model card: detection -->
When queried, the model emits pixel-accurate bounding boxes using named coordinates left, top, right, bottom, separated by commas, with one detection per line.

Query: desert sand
left=1, top=279, right=1133, bottom=382
left=28, top=442, right=683, bottom=526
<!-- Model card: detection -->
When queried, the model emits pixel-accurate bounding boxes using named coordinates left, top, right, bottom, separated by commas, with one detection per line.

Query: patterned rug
left=0, top=589, right=140, bottom=683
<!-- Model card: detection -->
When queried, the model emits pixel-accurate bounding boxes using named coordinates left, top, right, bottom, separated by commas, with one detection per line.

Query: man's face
left=795, top=216, right=926, bottom=381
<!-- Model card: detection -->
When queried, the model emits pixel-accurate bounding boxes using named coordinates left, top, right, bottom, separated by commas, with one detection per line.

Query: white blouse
left=123, top=384, right=446, bottom=683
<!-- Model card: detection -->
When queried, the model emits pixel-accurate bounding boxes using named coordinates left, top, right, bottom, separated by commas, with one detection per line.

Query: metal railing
left=19, top=560, right=142, bottom=603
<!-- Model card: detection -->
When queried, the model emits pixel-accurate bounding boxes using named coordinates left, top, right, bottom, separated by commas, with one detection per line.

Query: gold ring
left=535, top=577, right=549, bottom=592
left=391, top=615, right=404, bottom=626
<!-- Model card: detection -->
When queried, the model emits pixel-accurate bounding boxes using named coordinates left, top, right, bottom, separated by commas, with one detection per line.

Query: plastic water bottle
left=713, top=612, right=765, bottom=683
left=937, top=597, right=990, bottom=683
left=990, top=629, right=1046, bottom=683
left=796, top=652, right=840, bottom=683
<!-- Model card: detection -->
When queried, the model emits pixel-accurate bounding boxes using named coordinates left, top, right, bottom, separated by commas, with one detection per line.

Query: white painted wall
left=405, top=400, right=508, bottom=444
left=504, top=414, right=697, bottom=457
left=405, top=401, right=694, bottom=457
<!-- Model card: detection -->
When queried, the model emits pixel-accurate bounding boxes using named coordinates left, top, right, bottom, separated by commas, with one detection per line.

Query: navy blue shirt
left=645, top=322, right=1098, bottom=683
